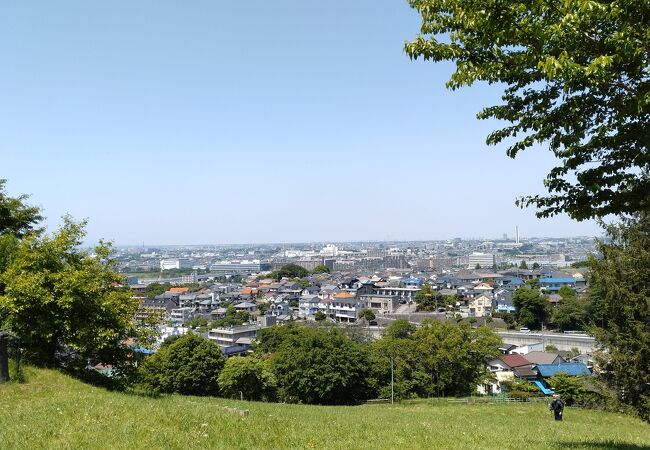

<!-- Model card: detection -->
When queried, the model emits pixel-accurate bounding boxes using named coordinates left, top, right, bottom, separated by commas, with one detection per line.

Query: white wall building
left=160, top=258, right=192, bottom=270
left=468, top=252, right=496, bottom=269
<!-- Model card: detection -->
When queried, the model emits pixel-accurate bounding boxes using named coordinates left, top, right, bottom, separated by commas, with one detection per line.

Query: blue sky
left=1, top=1, right=601, bottom=245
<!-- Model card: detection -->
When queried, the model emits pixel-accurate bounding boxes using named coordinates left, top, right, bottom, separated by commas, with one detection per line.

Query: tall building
left=468, top=252, right=496, bottom=269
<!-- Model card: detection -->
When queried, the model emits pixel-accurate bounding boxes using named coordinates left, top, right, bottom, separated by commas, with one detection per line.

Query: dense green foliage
left=0, top=218, right=139, bottom=369
left=358, top=308, right=376, bottom=322
left=144, top=282, right=172, bottom=299
left=412, top=321, right=501, bottom=397
left=368, top=320, right=503, bottom=400
left=263, top=264, right=310, bottom=281
left=138, top=334, right=224, bottom=396
left=512, top=286, right=549, bottom=329
left=414, top=284, right=446, bottom=312
left=0, top=182, right=146, bottom=376
left=218, top=356, right=276, bottom=401
left=405, top=1, right=650, bottom=220
left=311, top=264, right=330, bottom=274
left=0, top=179, right=43, bottom=239
left=384, top=319, right=416, bottom=339
left=254, top=322, right=304, bottom=354
left=210, top=305, right=250, bottom=328
left=3, top=368, right=650, bottom=450
left=269, top=327, right=370, bottom=405
left=589, top=214, right=650, bottom=421
left=547, top=373, right=595, bottom=407
left=551, top=295, right=590, bottom=331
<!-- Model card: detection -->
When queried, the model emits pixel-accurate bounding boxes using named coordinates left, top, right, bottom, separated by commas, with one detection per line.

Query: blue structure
left=539, top=277, right=576, bottom=293
left=533, top=380, right=555, bottom=395
left=401, top=277, right=423, bottom=288
left=536, top=363, right=591, bottom=377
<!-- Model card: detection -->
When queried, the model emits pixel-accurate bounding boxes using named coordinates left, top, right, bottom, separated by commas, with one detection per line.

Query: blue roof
left=540, top=277, right=576, bottom=283
left=536, top=363, right=591, bottom=377
left=133, top=346, right=154, bottom=355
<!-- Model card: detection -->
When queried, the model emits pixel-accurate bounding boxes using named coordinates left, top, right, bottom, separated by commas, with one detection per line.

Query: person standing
left=550, top=394, right=565, bottom=421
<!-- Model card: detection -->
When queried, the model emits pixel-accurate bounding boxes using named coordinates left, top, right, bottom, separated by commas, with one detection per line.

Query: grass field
left=1, top=367, right=648, bottom=450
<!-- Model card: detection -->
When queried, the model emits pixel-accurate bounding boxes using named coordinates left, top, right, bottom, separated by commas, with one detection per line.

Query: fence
left=0, top=331, right=22, bottom=383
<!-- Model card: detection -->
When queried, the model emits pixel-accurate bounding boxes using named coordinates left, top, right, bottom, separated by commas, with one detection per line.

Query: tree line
left=136, top=319, right=502, bottom=405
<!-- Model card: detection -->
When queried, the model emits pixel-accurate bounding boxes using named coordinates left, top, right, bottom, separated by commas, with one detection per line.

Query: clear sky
left=1, top=1, right=602, bottom=245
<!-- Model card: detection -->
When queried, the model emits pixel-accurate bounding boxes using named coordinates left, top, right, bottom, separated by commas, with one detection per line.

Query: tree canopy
left=0, top=218, right=140, bottom=368
left=405, top=1, right=650, bottom=220
left=0, top=179, right=43, bottom=238
left=138, top=333, right=224, bottom=396
left=512, top=286, right=549, bottom=329
left=589, top=213, right=650, bottom=421
left=218, top=356, right=276, bottom=401
left=270, top=327, right=370, bottom=405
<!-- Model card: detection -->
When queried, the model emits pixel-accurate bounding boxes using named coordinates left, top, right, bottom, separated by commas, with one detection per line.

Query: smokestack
left=516, top=226, right=519, bottom=244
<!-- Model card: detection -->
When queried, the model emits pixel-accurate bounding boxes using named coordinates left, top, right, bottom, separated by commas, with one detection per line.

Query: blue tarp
left=533, top=380, right=555, bottom=395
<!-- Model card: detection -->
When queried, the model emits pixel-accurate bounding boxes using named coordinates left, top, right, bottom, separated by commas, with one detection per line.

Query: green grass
left=1, top=367, right=648, bottom=449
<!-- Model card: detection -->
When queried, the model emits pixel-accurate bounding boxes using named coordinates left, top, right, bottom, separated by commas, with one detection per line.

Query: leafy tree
left=571, top=260, right=589, bottom=268
left=0, top=179, right=43, bottom=238
left=558, top=285, right=577, bottom=301
left=547, top=373, right=593, bottom=407
left=210, top=305, right=250, bottom=328
left=532, top=262, right=540, bottom=270
left=270, top=327, right=370, bottom=404
left=589, top=214, right=650, bottom=421
left=414, top=284, right=446, bottom=312
left=0, top=218, right=140, bottom=369
left=512, top=287, right=549, bottom=329
left=138, top=333, right=224, bottom=396
left=501, top=379, right=543, bottom=401
left=384, top=319, right=416, bottom=339
left=254, top=323, right=303, bottom=354
left=186, top=316, right=209, bottom=329
left=524, top=278, right=540, bottom=290
left=314, top=311, right=327, bottom=322
left=276, top=264, right=309, bottom=280
left=413, top=321, right=502, bottom=397
left=405, top=1, right=650, bottom=220
left=519, top=260, right=528, bottom=270
left=474, top=263, right=481, bottom=270
left=144, top=282, right=172, bottom=299
left=551, top=285, right=589, bottom=331
left=218, top=356, right=276, bottom=401
left=367, top=336, right=428, bottom=400
left=311, top=264, right=330, bottom=274
left=358, top=308, right=376, bottom=322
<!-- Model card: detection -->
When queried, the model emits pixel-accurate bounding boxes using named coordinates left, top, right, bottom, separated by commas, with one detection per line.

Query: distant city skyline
left=1, top=1, right=602, bottom=245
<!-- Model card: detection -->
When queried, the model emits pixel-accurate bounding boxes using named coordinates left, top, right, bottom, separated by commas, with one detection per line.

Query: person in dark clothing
left=550, top=394, right=565, bottom=421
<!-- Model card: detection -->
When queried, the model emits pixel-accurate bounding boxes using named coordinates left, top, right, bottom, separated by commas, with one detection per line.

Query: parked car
left=519, top=327, right=530, bottom=333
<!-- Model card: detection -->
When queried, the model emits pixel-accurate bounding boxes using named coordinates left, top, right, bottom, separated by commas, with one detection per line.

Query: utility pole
left=391, top=355, right=394, bottom=405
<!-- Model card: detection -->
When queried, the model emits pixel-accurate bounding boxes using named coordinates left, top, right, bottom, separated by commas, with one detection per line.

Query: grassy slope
left=1, top=368, right=648, bottom=450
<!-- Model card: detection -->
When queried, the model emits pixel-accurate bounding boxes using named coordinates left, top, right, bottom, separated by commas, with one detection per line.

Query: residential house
left=467, top=294, right=493, bottom=317
left=207, top=323, right=260, bottom=347
left=330, top=291, right=365, bottom=323
left=234, top=301, right=257, bottom=313
left=539, top=277, right=576, bottom=293
left=524, top=351, right=565, bottom=365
